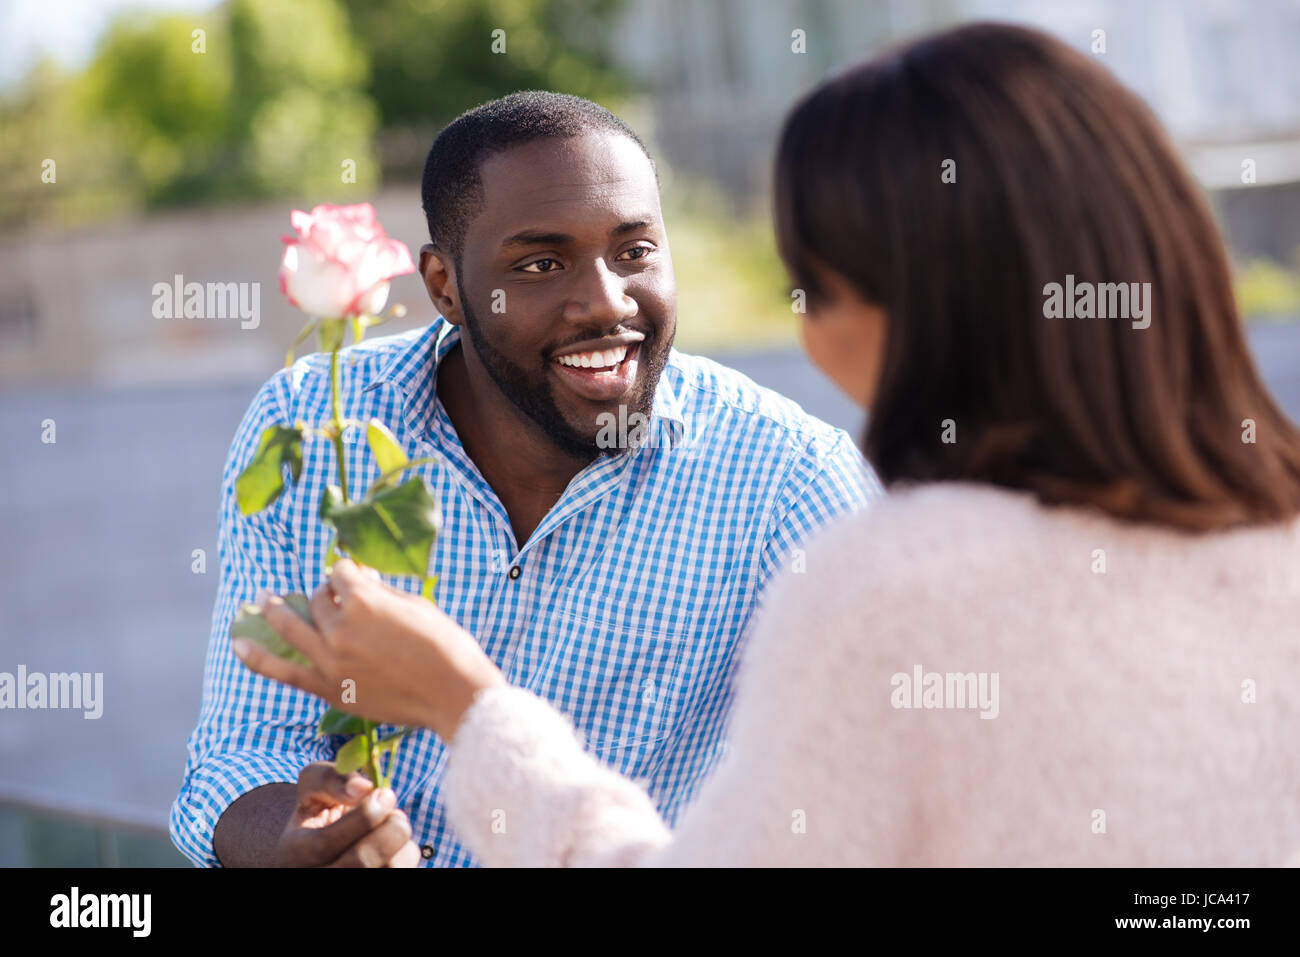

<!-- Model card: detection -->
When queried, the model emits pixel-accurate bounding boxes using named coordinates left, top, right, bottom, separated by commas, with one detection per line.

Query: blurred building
left=0, top=188, right=434, bottom=389
left=615, top=0, right=1300, bottom=257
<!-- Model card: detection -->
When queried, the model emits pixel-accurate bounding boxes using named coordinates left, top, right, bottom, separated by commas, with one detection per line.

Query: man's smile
left=548, top=339, right=642, bottom=403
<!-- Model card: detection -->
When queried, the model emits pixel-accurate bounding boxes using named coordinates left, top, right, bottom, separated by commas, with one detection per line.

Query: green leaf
left=334, top=734, right=371, bottom=775
left=230, top=593, right=314, bottom=666
left=366, top=420, right=408, bottom=476
left=235, top=425, right=303, bottom=515
left=320, top=476, right=441, bottom=576
left=368, top=455, right=440, bottom=497
left=319, top=484, right=344, bottom=523
left=318, top=707, right=370, bottom=737
left=323, top=536, right=343, bottom=571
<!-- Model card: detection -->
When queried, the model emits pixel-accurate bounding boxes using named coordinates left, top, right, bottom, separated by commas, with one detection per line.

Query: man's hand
left=239, top=559, right=506, bottom=741
left=277, top=762, right=421, bottom=867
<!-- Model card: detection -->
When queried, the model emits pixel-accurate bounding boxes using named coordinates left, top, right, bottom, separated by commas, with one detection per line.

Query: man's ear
left=419, top=244, right=463, bottom=326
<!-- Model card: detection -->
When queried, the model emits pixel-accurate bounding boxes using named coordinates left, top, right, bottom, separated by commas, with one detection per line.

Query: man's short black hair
left=420, top=90, right=657, bottom=270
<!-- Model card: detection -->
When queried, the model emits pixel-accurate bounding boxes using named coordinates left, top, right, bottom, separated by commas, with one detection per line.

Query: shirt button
left=508, top=565, right=521, bottom=580
left=420, top=845, right=434, bottom=860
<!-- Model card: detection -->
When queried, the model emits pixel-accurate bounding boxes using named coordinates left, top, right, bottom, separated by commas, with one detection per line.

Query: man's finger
left=296, top=763, right=373, bottom=807
left=309, top=578, right=343, bottom=637
left=261, top=594, right=330, bottom=665
left=326, top=807, right=413, bottom=868
left=326, top=558, right=375, bottom=600
left=233, top=636, right=328, bottom=699
left=385, top=842, right=422, bottom=868
left=309, top=790, right=401, bottom=863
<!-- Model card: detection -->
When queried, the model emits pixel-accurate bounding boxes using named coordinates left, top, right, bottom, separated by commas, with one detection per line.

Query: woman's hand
left=232, top=559, right=506, bottom=741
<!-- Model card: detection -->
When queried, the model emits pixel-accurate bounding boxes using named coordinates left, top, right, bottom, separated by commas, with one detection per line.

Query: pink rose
left=279, top=203, right=416, bottom=319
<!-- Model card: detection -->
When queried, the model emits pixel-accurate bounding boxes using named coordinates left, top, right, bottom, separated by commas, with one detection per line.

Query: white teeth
left=556, top=344, right=628, bottom=369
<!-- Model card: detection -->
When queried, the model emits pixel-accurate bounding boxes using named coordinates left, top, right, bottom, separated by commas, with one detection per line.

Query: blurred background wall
left=1, top=0, right=1298, bottom=865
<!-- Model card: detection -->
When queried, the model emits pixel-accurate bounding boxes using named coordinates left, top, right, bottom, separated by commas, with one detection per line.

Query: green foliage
left=230, top=593, right=314, bottom=665
left=0, top=57, right=143, bottom=224
left=662, top=176, right=801, bottom=354
left=1, top=0, right=378, bottom=226
left=1237, top=253, right=1300, bottom=320
left=366, top=421, right=408, bottom=476
left=319, top=476, right=442, bottom=577
left=339, top=0, right=630, bottom=133
left=228, top=0, right=378, bottom=197
left=0, top=0, right=634, bottom=227
left=235, top=424, right=304, bottom=514
left=318, top=707, right=369, bottom=736
left=333, top=732, right=373, bottom=775
left=77, top=15, right=234, bottom=206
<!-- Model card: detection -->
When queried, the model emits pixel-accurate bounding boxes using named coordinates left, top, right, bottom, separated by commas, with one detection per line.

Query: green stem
left=322, top=345, right=351, bottom=580
left=364, top=725, right=380, bottom=787
left=329, top=346, right=350, bottom=504
left=284, top=317, right=317, bottom=369
left=421, top=574, right=438, bottom=605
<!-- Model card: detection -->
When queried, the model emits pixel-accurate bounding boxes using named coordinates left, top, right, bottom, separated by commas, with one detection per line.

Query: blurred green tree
left=0, top=0, right=634, bottom=228
left=339, top=0, right=632, bottom=176
left=78, top=13, right=236, bottom=206
left=227, top=0, right=378, bottom=197
left=0, top=0, right=377, bottom=226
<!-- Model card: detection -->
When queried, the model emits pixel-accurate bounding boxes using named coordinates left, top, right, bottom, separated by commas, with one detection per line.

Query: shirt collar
left=362, top=317, right=686, bottom=448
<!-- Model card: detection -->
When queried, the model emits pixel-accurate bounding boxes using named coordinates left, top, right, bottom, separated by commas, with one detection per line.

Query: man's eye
left=520, top=258, right=560, bottom=273
left=618, top=246, right=652, bottom=261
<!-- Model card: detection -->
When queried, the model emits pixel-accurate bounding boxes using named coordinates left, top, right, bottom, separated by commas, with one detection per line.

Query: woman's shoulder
left=746, top=482, right=1056, bottom=670
left=792, top=479, right=1064, bottom=583
left=762, top=477, right=1300, bottom=641
left=800, top=477, right=1300, bottom=572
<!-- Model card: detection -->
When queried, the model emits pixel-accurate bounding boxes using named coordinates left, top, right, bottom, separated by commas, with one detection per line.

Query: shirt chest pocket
left=527, top=608, right=691, bottom=779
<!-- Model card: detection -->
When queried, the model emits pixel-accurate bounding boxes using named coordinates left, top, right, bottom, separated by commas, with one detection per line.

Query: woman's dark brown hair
left=774, top=21, right=1300, bottom=530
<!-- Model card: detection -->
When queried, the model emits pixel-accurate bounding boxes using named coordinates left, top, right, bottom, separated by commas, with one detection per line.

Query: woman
left=237, top=22, right=1300, bottom=866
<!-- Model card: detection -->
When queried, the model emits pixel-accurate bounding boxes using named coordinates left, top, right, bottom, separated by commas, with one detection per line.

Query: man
left=170, top=91, right=880, bottom=867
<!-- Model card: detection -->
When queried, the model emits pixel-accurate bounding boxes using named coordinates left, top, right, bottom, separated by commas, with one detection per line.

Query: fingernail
left=232, top=638, right=250, bottom=659
left=346, top=776, right=371, bottom=798
left=378, top=788, right=397, bottom=809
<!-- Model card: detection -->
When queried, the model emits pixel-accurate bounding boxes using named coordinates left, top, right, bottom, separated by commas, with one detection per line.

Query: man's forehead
left=475, top=132, right=659, bottom=225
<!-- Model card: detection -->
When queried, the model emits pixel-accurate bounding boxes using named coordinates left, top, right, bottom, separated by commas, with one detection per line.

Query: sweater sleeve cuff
left=442, top=684, right=670, bottom=867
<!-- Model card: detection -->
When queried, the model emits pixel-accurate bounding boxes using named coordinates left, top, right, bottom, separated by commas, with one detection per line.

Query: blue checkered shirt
left=170, top=316, right=881, bottom=867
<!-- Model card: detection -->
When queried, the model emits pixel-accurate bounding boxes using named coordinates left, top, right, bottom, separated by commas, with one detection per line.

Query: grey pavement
left=1, top=323, right=1298, bottom=832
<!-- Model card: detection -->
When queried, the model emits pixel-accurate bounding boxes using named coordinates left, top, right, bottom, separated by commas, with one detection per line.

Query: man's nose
left=562, top=257, right=637, bottom=326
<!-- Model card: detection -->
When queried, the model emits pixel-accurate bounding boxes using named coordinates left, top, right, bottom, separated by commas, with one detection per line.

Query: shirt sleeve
left=168, top=372, right=336, bottom=868
left=752, top=427, right=881, bottom=596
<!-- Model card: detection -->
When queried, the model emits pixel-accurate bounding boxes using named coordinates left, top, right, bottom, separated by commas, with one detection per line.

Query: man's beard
left=458, top=290, right=672, bottom=460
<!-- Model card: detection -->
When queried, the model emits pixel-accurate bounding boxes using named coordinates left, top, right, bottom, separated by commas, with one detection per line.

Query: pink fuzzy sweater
left=441, top=482, right=1300, bottom=866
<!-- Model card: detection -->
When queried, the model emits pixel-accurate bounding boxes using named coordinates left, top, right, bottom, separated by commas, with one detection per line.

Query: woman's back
left=690, top=481, right=1300, bottom=866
